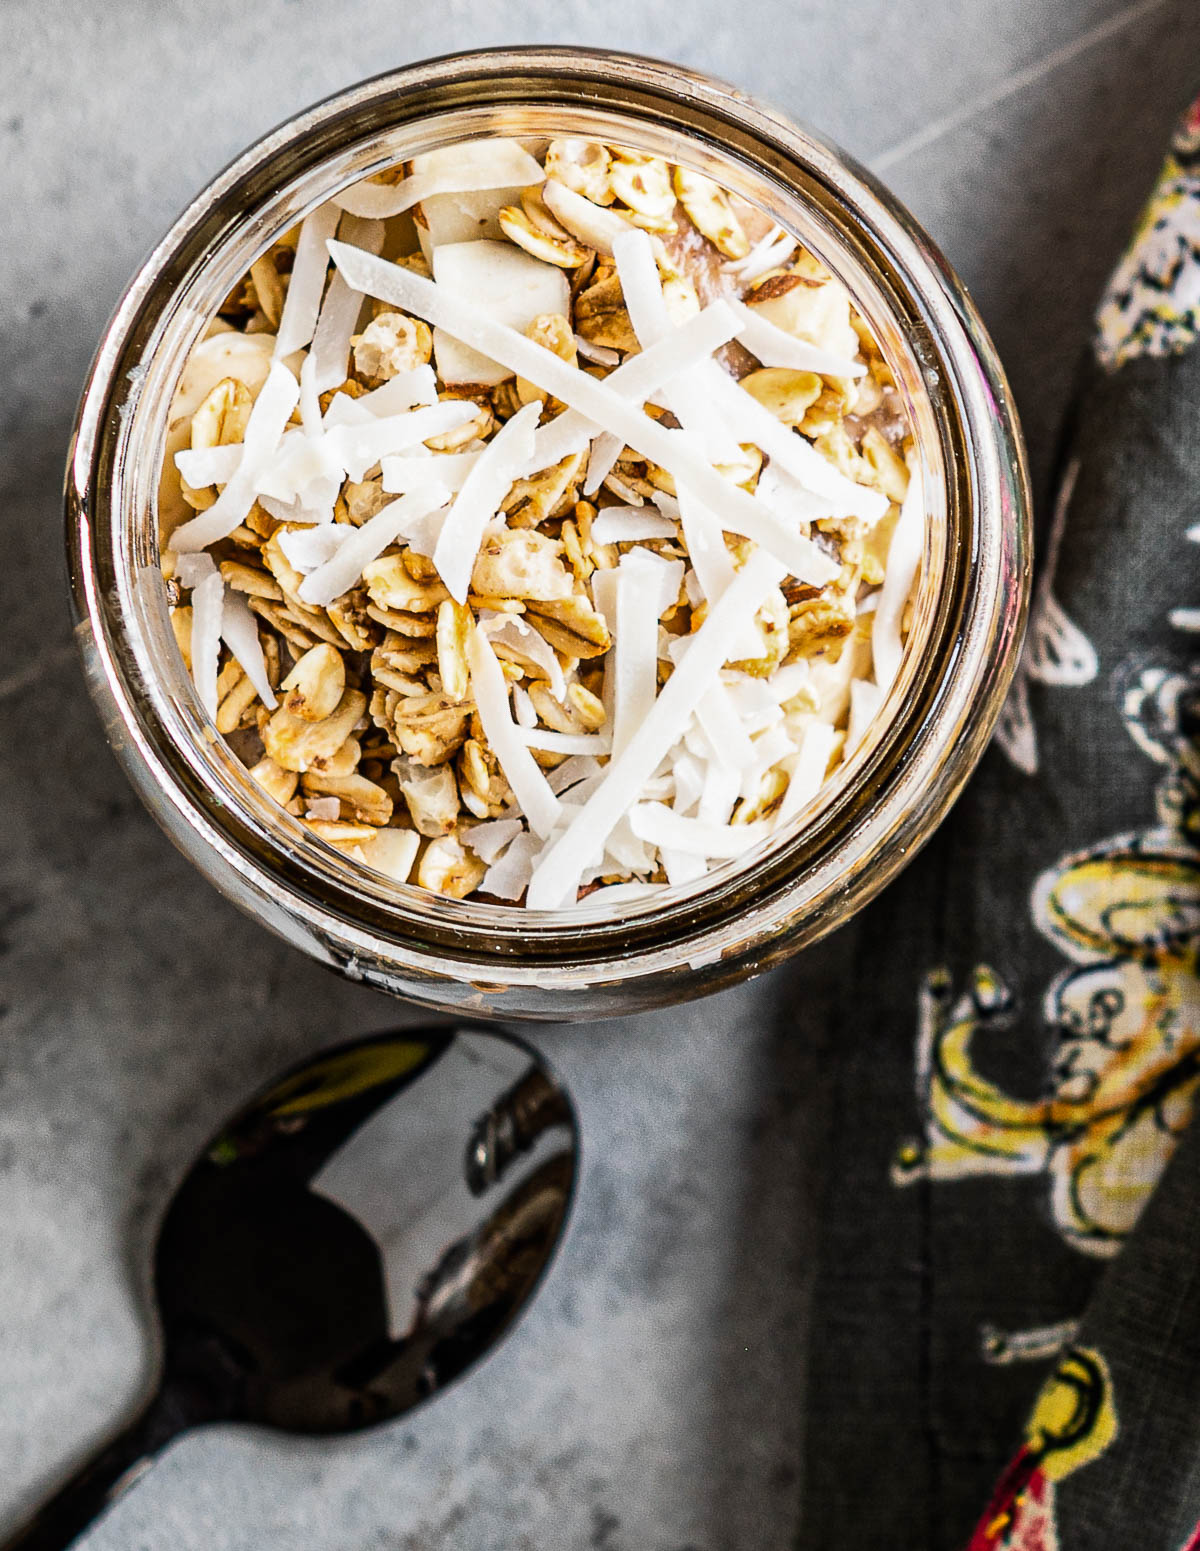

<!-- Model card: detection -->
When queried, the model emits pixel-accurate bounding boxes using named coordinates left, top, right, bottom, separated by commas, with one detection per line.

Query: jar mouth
left=68, top=48, right=1029, bottom=984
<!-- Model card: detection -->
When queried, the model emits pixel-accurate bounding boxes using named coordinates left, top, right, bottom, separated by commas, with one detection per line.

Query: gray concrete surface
left=2, top=2, right=1198, bottom=1546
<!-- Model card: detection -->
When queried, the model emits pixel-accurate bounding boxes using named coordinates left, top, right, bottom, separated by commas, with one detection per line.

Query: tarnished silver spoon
left=3, top=1025, right=578, bottom=1550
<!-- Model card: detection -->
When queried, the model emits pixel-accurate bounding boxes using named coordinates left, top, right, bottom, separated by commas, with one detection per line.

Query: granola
left=159, top=133, right=923, bottom=909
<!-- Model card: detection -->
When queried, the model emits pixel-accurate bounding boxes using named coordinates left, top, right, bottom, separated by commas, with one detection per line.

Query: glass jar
left=67, top=47, right=1030, bottom=1021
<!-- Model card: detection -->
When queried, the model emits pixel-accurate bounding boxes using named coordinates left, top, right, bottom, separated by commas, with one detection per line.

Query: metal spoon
left=3, top=1025, right=578, bottom=1551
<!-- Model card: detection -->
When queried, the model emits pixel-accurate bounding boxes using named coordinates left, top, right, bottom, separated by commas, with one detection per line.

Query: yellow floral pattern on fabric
left=895, top=662, right=1200, bottom=1258
left=1096, top=97, right=1200, bottom=371
left=966, top=1348, right=1117, bottom=1550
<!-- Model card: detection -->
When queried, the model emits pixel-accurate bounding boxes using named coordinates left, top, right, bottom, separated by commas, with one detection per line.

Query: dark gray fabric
left=800, top=117, right=1200, bottom=1551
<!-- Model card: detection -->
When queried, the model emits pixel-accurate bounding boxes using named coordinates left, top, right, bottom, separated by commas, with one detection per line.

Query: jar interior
left=106, top=89, right=958, bottom=957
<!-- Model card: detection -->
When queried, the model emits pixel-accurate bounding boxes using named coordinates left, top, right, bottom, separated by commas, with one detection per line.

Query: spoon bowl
left=4, top=1025, right=578, bottom=1550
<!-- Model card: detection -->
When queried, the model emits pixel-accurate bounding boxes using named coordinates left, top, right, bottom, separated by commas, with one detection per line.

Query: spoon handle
left=1, top=1388, right=186, bottom=1551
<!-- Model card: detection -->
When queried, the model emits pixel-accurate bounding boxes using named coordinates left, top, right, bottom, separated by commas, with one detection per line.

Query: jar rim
left=67, top=47, right=1030, bottom=1006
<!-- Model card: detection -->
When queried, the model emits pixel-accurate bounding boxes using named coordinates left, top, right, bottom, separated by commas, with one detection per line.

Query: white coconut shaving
left=381, top=450, right=480, bottom=495
left=177, top=553, right=224, bottom=719
left=170, top=361, right=300, bottom=552
left=723, top=225, right=798, bottom=283
left=298, top=485, right=451, bottom=607
left=432, top=401, right=541, bottom=603
left=730, top=297, right=865, bottom=379
left=220, top=589, right=278, bottom=709
left=332, top=139, right=544, bottom=221
left=478, top=612, right=566, bottom=700
left=574, top=335, right=620, bottom=367
left=589, top=507, right=677, bottom=545
left=310, top=214, right=384, bottom=392
left=273, top=201, right=341, bottom=360
left=278, top=523, right=355, bottom=574
left=873, top=458, right=922, bottom=693
left=612, top=227, right=743, bottom=465
left=524, top=549, right=785, bottom=908
left=174, top=443, right=242, bottom=488
left=463, top=818, right=525, bottom=865
left=479, top=829, right=543, bottom=902
left=466, top=630, right=562, bottom=839
left=628, top=802, right=770, bottom=859
left=328, top=400, right=480, bottom=483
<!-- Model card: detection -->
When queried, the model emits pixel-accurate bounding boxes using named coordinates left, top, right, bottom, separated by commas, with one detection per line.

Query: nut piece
left=392, top=693, right=472, bottom=766
left=610, top=154, right=677, bottom=228
left=362, top=554, right=450, bottom=613
left=352, top=312, right=433, bottom=379
left=301, top=771, right=393, bottom=826
left=435, top=600, right=473, bottom=704
left=281, top=644, right=346, bottom=723
left=471, top=530, right=575, bottom=603
left=418, top=834, right=487, bottom=899
left=574, top=266, right=638, bottom=352
left=516, top=314, right=577, bottom=405
left=191, top=377, right=252, bottom=451
left=356, top=827, right=420, bottom=883
left=740, top=367, right=823, bottom=427
left=263, top=688, right=367, bottom=773
left=249, top=755, right=298, bottom=807
left=499, top=198, right=592, bottom=269
left=672, top=167, right=750, bottom=258
left=394, top=757, right=461, bottom=837
left=544, top=139, right=614, bottom=205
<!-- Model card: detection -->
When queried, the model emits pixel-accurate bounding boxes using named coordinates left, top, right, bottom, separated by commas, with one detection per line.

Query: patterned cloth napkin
left=800, top=94, right=1200, bottom=1551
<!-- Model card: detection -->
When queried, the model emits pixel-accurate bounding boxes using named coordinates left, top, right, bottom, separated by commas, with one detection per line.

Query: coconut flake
left=306, top=796, right=341, bottom=821
left=480, top=830, right=543, bottom=902
left=381, top=449, right=480, bottom=495
left=612, top=549, right=667, bottom=760
left=463, top=817, right=524, bottom=865
left=181, top=555, right=224, bottom=719
left=174, top=443, right=243, bottom=488
left=613, top=227, right=742, bottom=463
left=309, top=214, right=384, bottom=393
left=846, top=678, right=884, bottom=752
left=525, top=549, right=784, bottom=908
left=326, top=245, right=830, bottom=581
left=703, top=361, right=888, bottom=523
left=511, top=684, right=538, bottom=728
left=546, top=755, right=602, bottom=796
left=776, top=721, right=838, bottom=826
left=518, top=729, right=610, bottom=755
left=730, top=297, right=865, bottom=378
left=696, top=684, right=755, bottom=771
left=221, top=589, right=278, bottom=709
left=431, top=240, right=571, bottom=387
left=589, top=507, right=677, bottom=545
left=697, top=760, right=741, bottom=826
left=542, top=180, right=631, bottom=254
left=170, top=361, right=300, bottom=552
left=574, top=334, right=621, bottom=366
left=298, top=485, right=451, bottom=607
left=432, top=400, right=541, bottom=603
left=466, top=630, right=562, bottom=839
left=327, top=400, right=480, bottom=483
left=724, top=225, right=797, bottom=282
left=273, top=202, right=340, bottom=360
left=478, top=612, right=566, bottom=700
left=523, top=301, right=742, bottom=478
left=873, top=460, right=922, bottom=693
left=278, top=523, right=354, bottom=574
left=333, top=139, right=544, bottom=221
left=342, top=366, right=440, bottom=420
left=298, top=351, right=322, bottom=432
left=583, top=433, right=624, bottom=498
left=629, top=801, right=769, bottom=859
